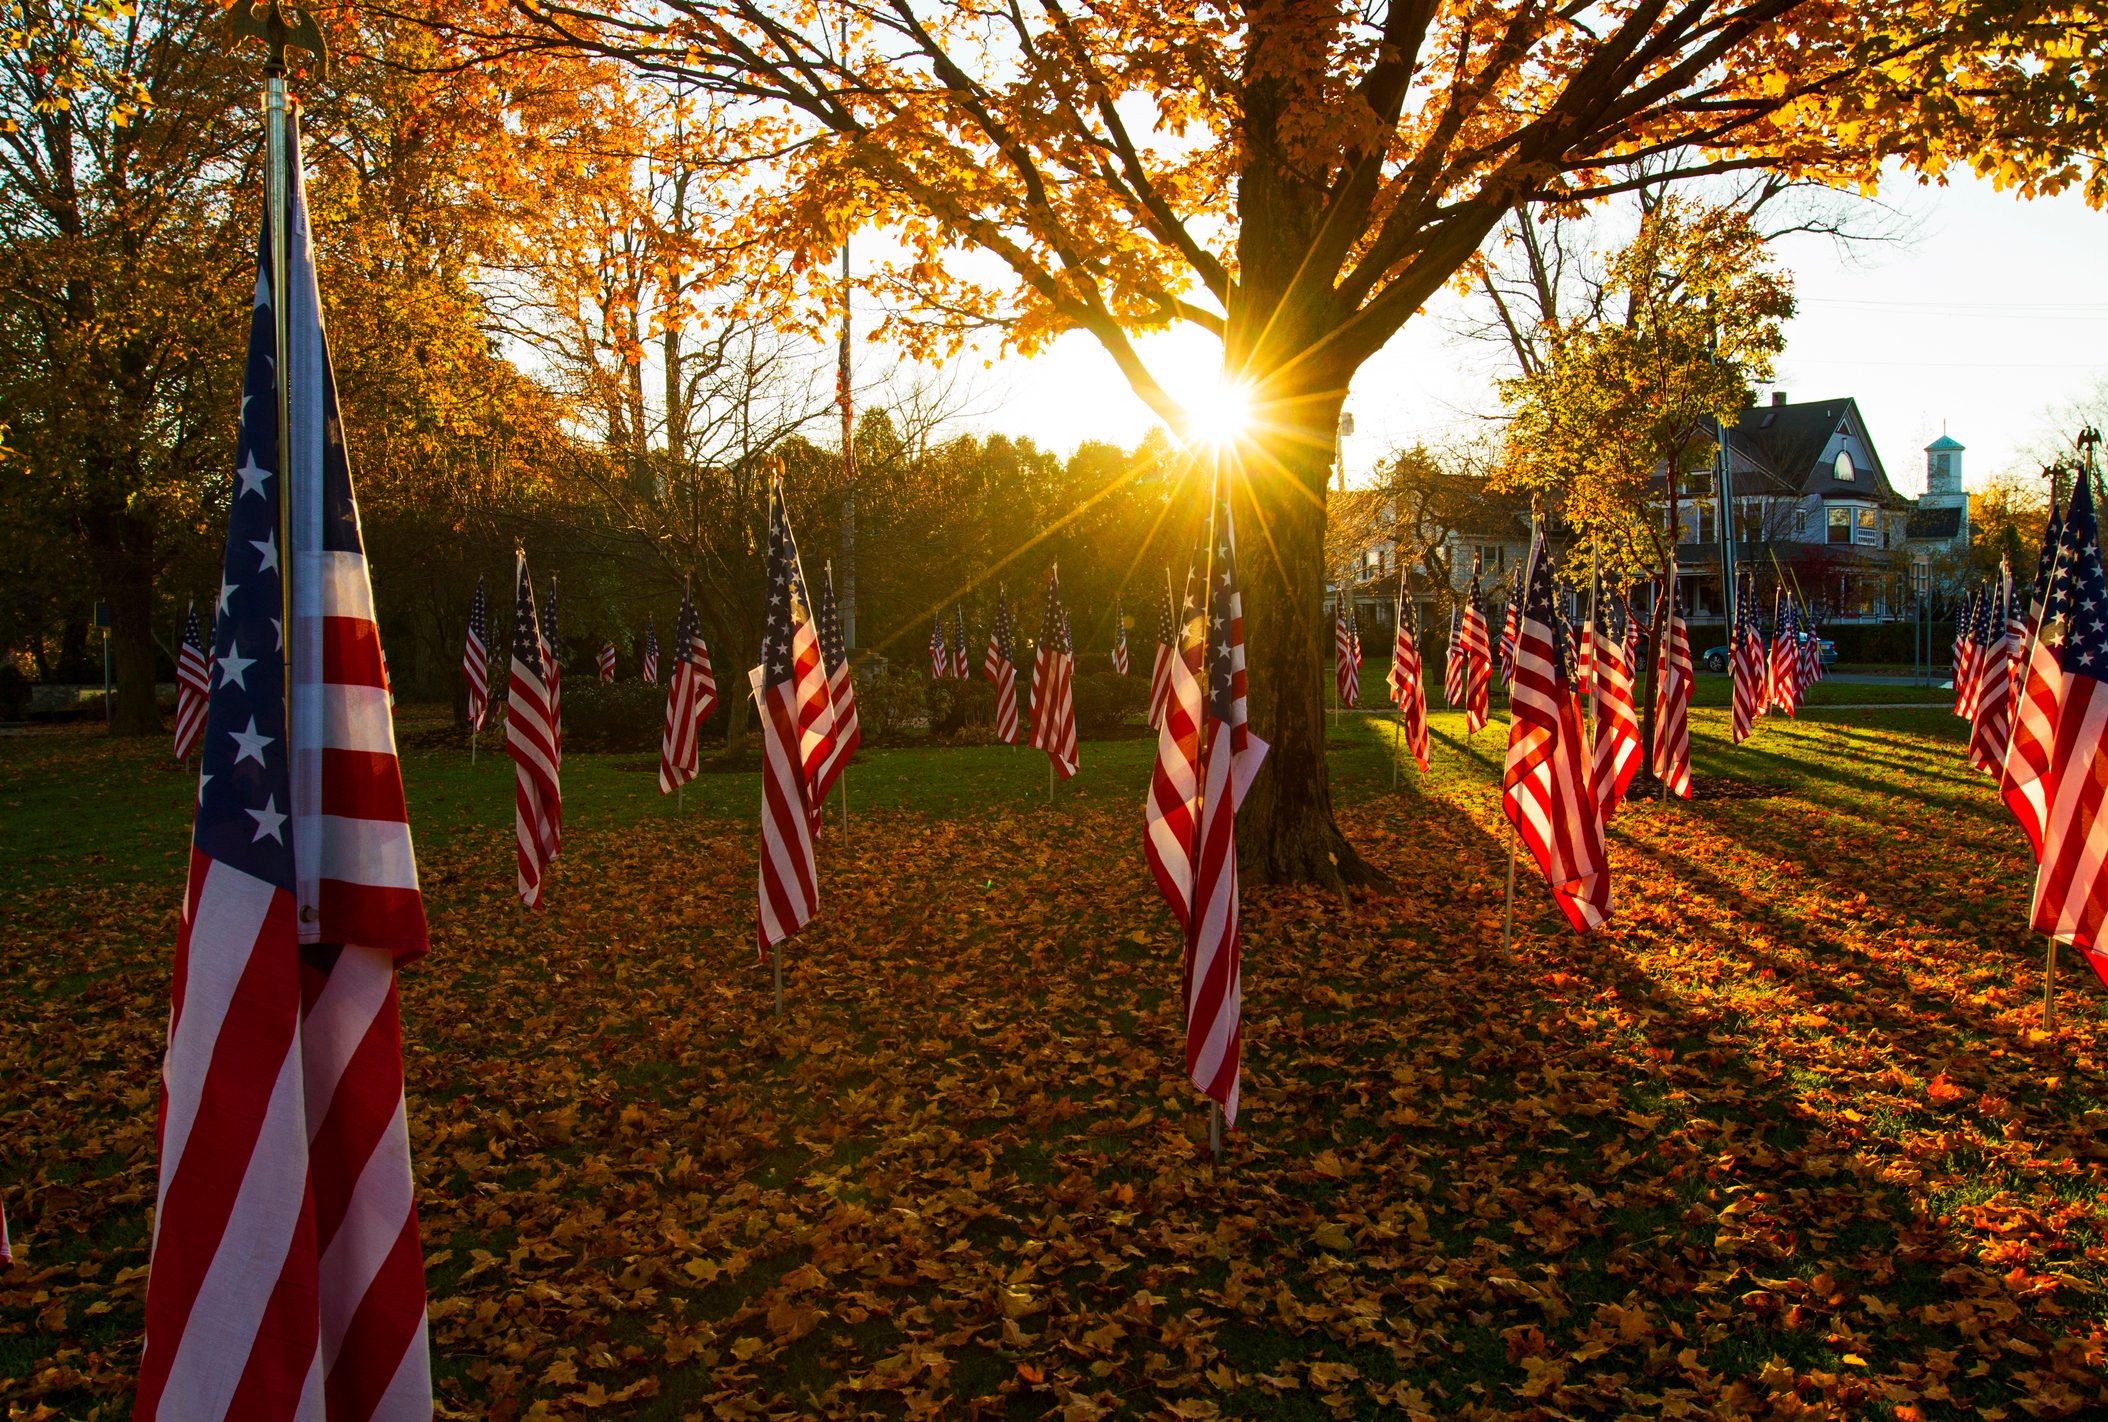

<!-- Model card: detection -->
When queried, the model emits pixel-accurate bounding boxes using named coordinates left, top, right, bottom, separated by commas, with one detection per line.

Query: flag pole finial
left=226, top=2, right=330, bottom=79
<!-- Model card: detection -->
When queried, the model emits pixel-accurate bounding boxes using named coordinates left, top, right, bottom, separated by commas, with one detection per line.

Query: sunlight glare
left=1183, top=373, right=1254, bottom=449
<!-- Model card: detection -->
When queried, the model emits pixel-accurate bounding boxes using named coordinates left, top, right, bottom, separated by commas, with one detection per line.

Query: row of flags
left=1727, top=586, right=1827, bottom=742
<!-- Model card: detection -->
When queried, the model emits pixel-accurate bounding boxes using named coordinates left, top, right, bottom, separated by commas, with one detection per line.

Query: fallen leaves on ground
left=3, top=712, right=2106, bottom=1419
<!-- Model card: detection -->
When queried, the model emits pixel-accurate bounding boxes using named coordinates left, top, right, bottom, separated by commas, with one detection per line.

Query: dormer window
left=1833, top=450, right=1857, bottom=483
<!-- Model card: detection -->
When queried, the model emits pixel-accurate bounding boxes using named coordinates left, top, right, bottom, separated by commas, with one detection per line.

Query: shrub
left=559, top=679, right=666, bottom=753
left=1070, top=667, right=1150, bottom=740
left=857, top=664, right=929, bottom=743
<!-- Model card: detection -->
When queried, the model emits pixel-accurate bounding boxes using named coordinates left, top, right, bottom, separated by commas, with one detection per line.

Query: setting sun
left=1180, top=372, right=1255, bottom=449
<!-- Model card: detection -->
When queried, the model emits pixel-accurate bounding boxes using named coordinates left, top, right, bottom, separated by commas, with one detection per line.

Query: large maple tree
left=465, top=0, right=2104, bottom=884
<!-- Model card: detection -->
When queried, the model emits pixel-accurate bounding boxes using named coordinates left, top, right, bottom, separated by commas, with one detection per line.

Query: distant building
left=1658, top=393, right=1961, bottom=624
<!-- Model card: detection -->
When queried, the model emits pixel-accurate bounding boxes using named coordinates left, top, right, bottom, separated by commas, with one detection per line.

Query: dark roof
left=1660, top=397, right=1900, bottom=502
left=1906, top=506, right=1963, bottom=539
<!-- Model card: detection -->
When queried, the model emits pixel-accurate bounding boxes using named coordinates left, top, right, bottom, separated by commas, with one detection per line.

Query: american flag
left=1498, top=597, right=1519, bottom=688
left=1334, top=596, right=1359, bottom=707
left=1112, top=598, right=1130, bottom=674
left=1388, top=584, right=1430, bottom=772
left=173, top=601, right=210, bottom=761
left=540, top=576, right=563, bottom=860
left=2002, top=501, right=2070, bottom=856
left=953, top=604, right=969, bottom=681
left=1443, top=605, right=1465, bottom=709
left=1188, top=483, right=1266, bottom=1125
left=810, top=563, right=860, bottom=806
left=1505, top=525, right=1611, bottom=930
left=929, top=612, right=950, bottom=679
left=659, top=583, right=705, bottom=794
left=688, top=601, right=719, bottom=728
left=757, top=477, right=834, bottom=956
left=462, top=574, right=489, bottom=731
left=598, top=640, right=616, bottom=683
left=1573, top=590, right=1595, bottom=706
left=1954, top=587, right=1980, bottom=718
left=1146, top=583, right=1175, bottom=729
left=1461, top=563, right=1492, bottom=733
left=1731, top=582, right=1764, bottom=744
left=137, top=151, right=432, bottom=1422
left=1030, top=568, right=1079, bottom=778
left=1797, top=604, right=1822, bottom=694
left=508, top=555, right=561, bottom=904
left=1768, top=593, right=1801, bottom=718
left=1969, top=567, right=2016, bottom=774
left=642, top=620, right=659, bottom=684
left=985, top=587, right=1021, bottom=744
left=2030, top=471, right=2108, bottom=988
left=1146, top=567, right=1205, bottom=929
left=1651, top=569, right=1693, bottom=798
left=1589, top=577, right=1641, bottom=819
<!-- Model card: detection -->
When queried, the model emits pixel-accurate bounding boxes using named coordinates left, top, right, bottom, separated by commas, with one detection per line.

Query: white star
left=247, top=794, right=287, bottom=843
left=235, top=454, right=272, bottom=500
left=197, top=771, right=211, bottom=804
left=229, top=716, right=272, bottom=766
left=217, top=647, right=256, bottom=690
left=271, top=617, right=283, bottom=651
left=218, top=578, right=238, bottom=615
left=250, top=532, right=280, bottom=575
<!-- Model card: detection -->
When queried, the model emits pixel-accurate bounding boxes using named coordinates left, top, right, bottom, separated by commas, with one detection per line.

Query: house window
left=1828, top=507, right=1852, bottom=545
left=1833, top=450, right=1857, bottom=483
left=1794, top=509, right=1808, bottom=537
left=1855, top=507, right=1880, bottom=547
left=1696, top=502, right=1717, bottom=545
left=1479, top=544, right=1505, bottom=572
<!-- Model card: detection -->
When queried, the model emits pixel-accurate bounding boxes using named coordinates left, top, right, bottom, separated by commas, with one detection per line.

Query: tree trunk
left=1234, top=400, right=1383, bottom=892
left=83, top=504, right=162, bottom=737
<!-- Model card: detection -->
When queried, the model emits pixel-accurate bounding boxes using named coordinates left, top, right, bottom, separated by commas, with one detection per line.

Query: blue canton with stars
left=1204, top=490, right=1242, bottom=723
left=761, top=481, right=802, bottom=687
left=1039, top=571, right=1071, bottom=659
left=993, top=588, right=1014, bottom=665
left=816, top=567, right=848, bottom=676
left=2053, top=476, right=2106, bottom=679
left=195, top=224, right=294, bottom=891
left=513, top=562, right=546, bottom=681
left=543, top=578, right=560, bottom=667
left=2031, top=502, right=2067, bottom=618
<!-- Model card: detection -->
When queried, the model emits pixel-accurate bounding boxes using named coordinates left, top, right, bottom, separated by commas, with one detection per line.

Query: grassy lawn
left=4, top=699, right=2106, bottom=1419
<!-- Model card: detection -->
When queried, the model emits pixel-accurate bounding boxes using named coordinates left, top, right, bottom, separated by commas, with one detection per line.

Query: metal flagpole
left=470, top=725, right=477, bottom=765
left=840, top=768, right=849, bottom=845
left=2044, top=937, right=2058, bottom=1030
left=1209, top=1101, right=1221, bottom=1162
left=1202, top=450, right=1224, bottom=1162
left=773, top=944, right=784, bottom=1017
left=1500, top=818, right=1518, bottom=961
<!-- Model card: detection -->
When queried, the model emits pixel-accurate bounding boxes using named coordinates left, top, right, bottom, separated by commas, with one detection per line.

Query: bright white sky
left=936, top=169, right=2108, bottom=498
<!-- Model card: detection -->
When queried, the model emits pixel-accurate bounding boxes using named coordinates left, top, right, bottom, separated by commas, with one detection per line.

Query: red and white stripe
left=461, top=602, right=488, bottom=733
left=2004, top=523, right=2068, bottom=858
left=1030, top=571, right=1078, bottom=780
left=507, top=556, right=560, bottom=908
left=985, top=635, right=1019, bottom=746
left=1443, top=609, right=1465, bottom=710
left=1145, top=597, right=1204, bottom=927
left=1651, top=574, right=1693, bottom=799
left=1969, top=573, right=2015, bottom=776
left=1387, top=594, right=1429, bottom=773
left=1498, top=601, right=1519, bottom=688
left=1461, top=592, right=1492, bottom=734
left=1589, top=609, right=1641, bottom=820
left=1955, top=589, right=1981, bottom=718
left=1334, top=599, right=1358, bottom=708
left=757, top=480, right=833, bottom=956
left=1731, top=595, right=1764, bottom=744
left=2030, top=477, right=2108, bottom=986
left=1504, top=534, right=1611, bottom=932
left=598, top=642, right=616, bottom=683
left=174, top=605, right=211, bottom=761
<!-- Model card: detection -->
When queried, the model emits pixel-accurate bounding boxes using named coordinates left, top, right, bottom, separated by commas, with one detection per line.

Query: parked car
left=1701, top=637, right=1836, bottom=673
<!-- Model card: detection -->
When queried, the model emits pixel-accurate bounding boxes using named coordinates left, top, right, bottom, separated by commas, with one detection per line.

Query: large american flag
left=642, top=620, right=659, bottom=684
left=1334, top=596, right=1358, bottom=707
left=1969, top=567, right=2016, bottom=774
left=984, top=587, right=1021, bottom=744
left=757, top=477, right=835, bottom=955
left=2030, top=471, right=2108, bottom=988
left=811, top=562, right=860, bottom=806
left=1588, top=577, right=1641, bottom=819
left=137, top=139, right=432, bottom=1421
left=1146, top=567, right=1205, bottom=929
left=929, top=612, right=950, bottom=679
left=1443, top=606, right=1465, bottom=709
left=1387, top=584, right=1429, bottom=773
left=1146, top=583, right=1175, bottom=729
left=462, top=574, right=489, bottom=731
left=1461, top=563, right=1492, bottom=733
left=1504, top=525, right=1611, bottom=930
left=1188, top=484, right=1266, bottom=1125
left=1651, top=570, right=1693, bottom=798
left=953, top=604, right=969, bottom=681
left=1731, top=581, right=1764, bottom=744
left=173, top=601, right=210, bottom=761
left=659, top=583, right=706, bottom=794
left=2002, top=501, right=2070, bottom=856
left=598, top=639, right=616, bottom=683
left=507, top=555, right=561, bottom=905
left=1112, top=599, right=1130, bottom=675
left=1030, top=568, right=1079, bottom=779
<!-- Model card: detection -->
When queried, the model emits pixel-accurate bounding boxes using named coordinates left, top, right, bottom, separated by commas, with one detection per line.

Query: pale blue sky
left=948, top=170, right=2108, bottom=497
